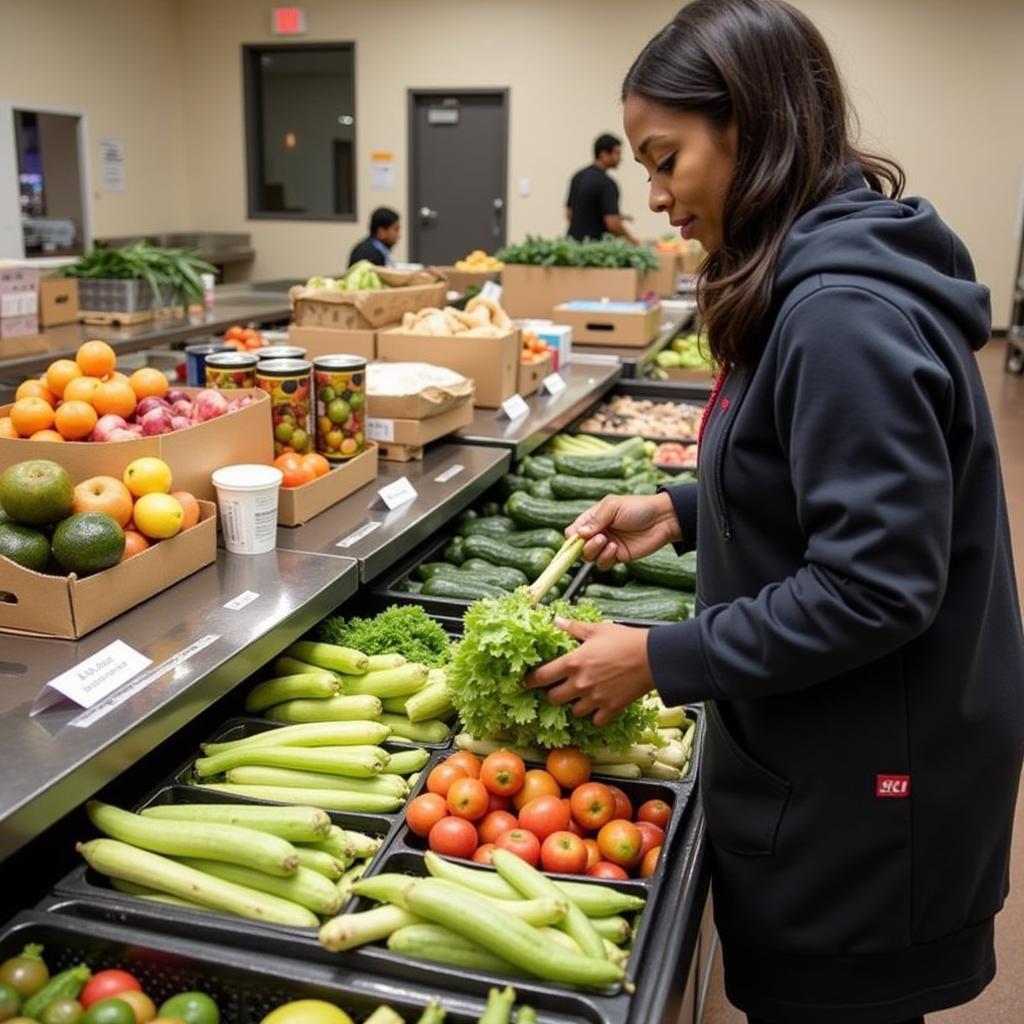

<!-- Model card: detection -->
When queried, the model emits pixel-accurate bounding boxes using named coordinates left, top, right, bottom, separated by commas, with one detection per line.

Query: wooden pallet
left=79, top=308, right=154, bottom=326
left=377, top=442, right=424, bottom=462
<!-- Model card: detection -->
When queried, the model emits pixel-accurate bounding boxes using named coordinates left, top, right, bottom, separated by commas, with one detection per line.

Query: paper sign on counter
left=377, top=477, right=418, bottom=510
left=541, top=373, right=567, bottom=396
left=499, top=394, right=530, bottom=421
left=224, top=591, right=260, bottom=611
left=336, top=520, right=382, bottom=548
left=31, top=640, right=152, bottom=716
left=434, top=464, right=465, bottom=484
left=365, top=418, right=395, bottom=443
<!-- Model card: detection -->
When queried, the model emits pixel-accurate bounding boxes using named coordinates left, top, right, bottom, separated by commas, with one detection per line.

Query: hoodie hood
left=775, top=165, right=991, bottom=351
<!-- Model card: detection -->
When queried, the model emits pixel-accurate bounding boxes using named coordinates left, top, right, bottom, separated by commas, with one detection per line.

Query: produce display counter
left=0, top=548, right=359, bottom=860
left=275, top=443, right=511, bottom=581
left=455, top=362, right=621, bottom=460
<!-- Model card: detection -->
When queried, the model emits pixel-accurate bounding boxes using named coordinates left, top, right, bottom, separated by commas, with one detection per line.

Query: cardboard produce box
left=365, top=362, right=475, bottom=420
left=366, top=395, right=473, bottom=448
left=0, top=500, right=217, bottom=639
left=291, top=269, right=447, bottom=331
left=376, top=329, right=519, bottom=409
left=429, top=266, right=500, bottom=294
left=0, top=389, right=272, bottom=503
left=643, top=252, right=680, bottom=298
left=500, top=265, right=642, bottom=319
left=554, top=301, right=662, bottom=347
left=288, top=324, right=377, bottom=361
left=39, top=277, right=80, bottom=327
left=277, top=442, right=378, bottom=527
left=518, top=352, right=553, bottom=397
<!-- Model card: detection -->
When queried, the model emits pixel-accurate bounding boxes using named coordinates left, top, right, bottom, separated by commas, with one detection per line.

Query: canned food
left=184, top=343, right=231, bottom=387
left=205, top=351, right=259, bottom=390
left=258, top=345, right=307, bottom=361
left=257, top=358, right=313, bottom=456
left=313, top=355, right=366, bottom=460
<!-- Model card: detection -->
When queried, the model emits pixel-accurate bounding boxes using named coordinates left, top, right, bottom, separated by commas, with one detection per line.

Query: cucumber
left=458, top=516, right=515, bottom=537
left=421, top=576, right=507, bottom=601
left=609, top=436, right=648, bottom=459
left=629, top=479, right=658, bottom=495
left=416, top=561, right=452, bottom=581
left=549, top=475, right=630, bottom=500
left=520, top=454, right=556, bottom=479
left=585, top=582, right=691, bottom=602
left=442, top=537, right=466, bottom=564
left=499, top=528, right=565, bottom=550
left=286, top=641, right=369, bottom=675
left=505, top=491, right=592, bottom=530
left=587, top=595, right=690, bottom=622
left=600, top=562, right=630, bottom=585
left=459, top=560, right=530, bottom=588
left=400, top=579, right=423, bottom=594
left=527, top=478, right=554, bottom=499
left=552, top=453, right=638, bottom=479
left=499, top=473, right=531, bottom=498
left=462, top=535, right=554, bottom=577
left=479, top=501, right=503, bottom=517
left=627, top=548, right=697, bottom=589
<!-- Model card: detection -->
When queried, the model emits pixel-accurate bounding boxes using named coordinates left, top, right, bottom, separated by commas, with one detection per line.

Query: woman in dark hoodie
left=527, top=2, right=1024, bottom=1022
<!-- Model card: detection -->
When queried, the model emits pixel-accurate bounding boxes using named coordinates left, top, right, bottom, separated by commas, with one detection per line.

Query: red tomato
left=636, top=798, right=672, bottom=830
left=606, top=785, right=634, bottom=822
left=566, top=813, right=587, bottom=838
left=446, top=751, right=482, bottom=779
left=597, top=819, right=644, bottom=869
left=478, top=810, right=519, bottom=846
left=540, top=831, right=588, bottom=874
left=406, top=793, right=449, bottom=837
left=473, top=843, right=497, bottom=865
left=635, top=821, right=666, bottom=860
left=487, top=792, right=513, bottom=813
left=546, top=748, right=591, bottom=789
left=428, top=816, right=479, bottom=859
left=587, top=861, right=629, bottom=880
left=570, top=782, right=616, bottom=831
left=80, top=969, right=142, bottom=1009
left=640, top=845, right=662, bottom=878
left=447, top=777, right=490, bottom=821
left=480, top=750, right=526, bottom=797
left=518, top=795, right=571, bottom=841
left=583, top=838, right=602, bottom=870
left=495, top=828, right=541, bottom=867
left=427, top=762, right=468, bottom=798
left=512, top=769, right=561, bottom=811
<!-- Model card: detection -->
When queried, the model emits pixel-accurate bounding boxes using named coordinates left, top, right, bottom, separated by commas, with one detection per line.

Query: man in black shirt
left=565, top=134, right=637, bottom=243
left=348, top=207, right=401, bottom=267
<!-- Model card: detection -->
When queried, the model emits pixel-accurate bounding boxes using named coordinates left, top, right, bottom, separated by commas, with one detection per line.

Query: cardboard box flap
left=290, top=279, right=448, bottom=330
left=367, top=362, right=475, bottom=407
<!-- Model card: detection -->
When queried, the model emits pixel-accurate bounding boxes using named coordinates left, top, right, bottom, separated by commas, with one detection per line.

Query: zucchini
left=460, top=559, right=530, bottom=588
left=442, top=536, right=466, bottom=564
left=587, top=595, right=690, bottom=622
left=462, top=535, right=554, bottom=577
left=421, top=576, right=507, bottom=601
left=527, top=478, right=554, bottom=499
left=287, top=641, right=368, bottom=675
left=520, top=454, right=556, bottom=479
left=552, top=453, right=639, bottom=479
left=627, top=548, right=697, bottom=589
left=245, top=672, right=338, bottom=712
left=500, top=528, right=565, bottom=550
left=504, top=491, right=592, bottom=530
left=458, top=516, right=515, bottom=537
left=549, top=474, right=630, bottom=501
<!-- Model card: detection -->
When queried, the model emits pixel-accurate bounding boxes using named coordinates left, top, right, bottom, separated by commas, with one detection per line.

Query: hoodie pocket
left=702, top=702, right=791, bottom=856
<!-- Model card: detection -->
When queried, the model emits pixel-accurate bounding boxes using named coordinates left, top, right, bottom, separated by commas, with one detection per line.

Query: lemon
left=260, top=1002, right=353, bottom=1024
left=132, top=492, right=183, bottom=539
left=123, top=456, right=173, bottom=497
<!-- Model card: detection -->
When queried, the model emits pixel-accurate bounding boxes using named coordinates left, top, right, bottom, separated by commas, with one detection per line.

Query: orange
left=15, top=379, right=57, bottom=407
left=171, top=490, right=201, bottom=530
left=10, top=397, right=55, bottom=436
left=63, top=376, right=103, bottom=404
left=121, top=529, right=151, bottom=560
left=129, top=367, right=170, bottom=400
left=106, top=371, right=131, bottom=386
left=45, top=359, right=83, bottom=398
left=93, top=379, right=137, bottom=418
left=0, top=417, right=17, bottom=439
left=55, top=400, right=99, bottom=441
left=29, top=429, right=65, bottom=442
left=301, top=452, right=331, bottom=478
left=273, top=452, right=315, bottom=488
left=75, top=340, right=117, bottom=378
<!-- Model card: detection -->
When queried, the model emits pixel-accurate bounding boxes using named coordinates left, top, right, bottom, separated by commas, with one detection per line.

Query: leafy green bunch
left=317, top=604, right=451, bottom=667
left=496, top=234, right=659, bottom=271
left=447, top=590, right=658, bottom=753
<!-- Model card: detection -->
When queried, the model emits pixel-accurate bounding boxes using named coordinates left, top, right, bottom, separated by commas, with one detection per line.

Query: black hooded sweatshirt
left=648, top=167, right=1024, bottom=1023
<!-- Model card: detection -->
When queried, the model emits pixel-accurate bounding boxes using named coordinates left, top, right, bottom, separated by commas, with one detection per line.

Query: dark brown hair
left=623, top=0, right=905, bottom=367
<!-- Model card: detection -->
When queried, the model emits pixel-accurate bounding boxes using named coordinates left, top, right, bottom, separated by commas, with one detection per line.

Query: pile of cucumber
left=581, top=549, right=698, bottom=623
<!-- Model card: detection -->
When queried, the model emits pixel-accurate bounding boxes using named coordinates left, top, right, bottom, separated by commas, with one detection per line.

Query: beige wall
left=2, top=0, right=1022, bottom=324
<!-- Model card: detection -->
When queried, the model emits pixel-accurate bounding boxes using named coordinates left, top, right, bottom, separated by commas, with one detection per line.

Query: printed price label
left=336, top=520, right=382, bottom=548
left=366, top=418, right=395, bottom=442
left=500, top=394, right=530, bottom=421
left=541, top=372, right=567, bottom=396
left=224, top=590, right=260, bottom=611
left=434, top=464, right=465, bottom=484
left=480, top=281, right=503, bottom=303
left=378, top=477, right=418, bottom=510
left=32, top=640, right=153, bottom=715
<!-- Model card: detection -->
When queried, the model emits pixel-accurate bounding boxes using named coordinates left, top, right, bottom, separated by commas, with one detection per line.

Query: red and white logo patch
left=876, top=774, right=911, bottom=799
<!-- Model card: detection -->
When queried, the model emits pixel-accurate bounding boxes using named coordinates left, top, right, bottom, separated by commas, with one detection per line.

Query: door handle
left=493, top=198, right=504, bottom=212
left=492, top=197, right=504, bottom=238
left=419, top=206, right=438, bottom=224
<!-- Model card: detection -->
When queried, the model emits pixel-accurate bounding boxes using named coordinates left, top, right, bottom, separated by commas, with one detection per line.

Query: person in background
left=348, top=207, right=401, bottom=267
left=566, top=134, right=638, bottom=244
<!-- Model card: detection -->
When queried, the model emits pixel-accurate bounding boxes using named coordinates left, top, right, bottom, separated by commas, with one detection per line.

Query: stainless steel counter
left=275, top=443, right=511, bottom=582
left=455, top=361, right=620, bottom=460
left=0, top=549, right=358, bottom=859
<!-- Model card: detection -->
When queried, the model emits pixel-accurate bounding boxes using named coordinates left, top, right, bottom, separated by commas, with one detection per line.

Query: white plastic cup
left=211, top=464, right=283, bottom=555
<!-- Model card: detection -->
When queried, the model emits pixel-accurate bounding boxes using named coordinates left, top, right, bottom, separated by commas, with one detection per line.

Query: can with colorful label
left=257, top=358, right=313, bottom=456
left=205, top=351, right=259, bottom=390
left=185, top=343, right=231, bottom=387
left=313, top=355, right=366, bottom=460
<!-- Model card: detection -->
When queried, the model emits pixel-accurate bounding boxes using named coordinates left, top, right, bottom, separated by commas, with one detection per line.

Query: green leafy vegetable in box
left=447, top=538, right=659, bottom=753
left=317, top=604, right=451, bottom=667
left=496, top=234, right=659, bottom=272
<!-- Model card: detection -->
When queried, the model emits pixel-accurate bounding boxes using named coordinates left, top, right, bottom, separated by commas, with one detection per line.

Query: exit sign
left=272, top=6, right=307, bottom=35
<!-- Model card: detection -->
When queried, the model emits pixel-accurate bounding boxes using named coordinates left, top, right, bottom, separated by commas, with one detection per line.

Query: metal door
left=408, top=90, right=508, bottom=265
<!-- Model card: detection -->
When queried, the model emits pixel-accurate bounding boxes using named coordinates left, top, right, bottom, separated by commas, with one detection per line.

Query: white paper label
left=100, top=138, right=127, bottom=192
left=336, top=520, right=382, bottom=548
left=70, top=635, right=220, bottom=728
left=35, top=640, right=152, bottom=714
left=366, top=418, right=395, bottom=442
left=500, top=394, right=530, bottom=421
left=224, top=590, right=260, bottom=611
left=377, top=477, right=418, bottom=510
left=541, top=373, right=567, bottom=396
left=434, top=464, right=465, bottom=484
left=480, top=281, right=503, bottom=303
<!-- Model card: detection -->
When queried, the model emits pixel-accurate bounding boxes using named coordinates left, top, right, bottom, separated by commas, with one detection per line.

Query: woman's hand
left=524, top=619, right=654, bottom=727
left=568, top=492, right=682, bottom=570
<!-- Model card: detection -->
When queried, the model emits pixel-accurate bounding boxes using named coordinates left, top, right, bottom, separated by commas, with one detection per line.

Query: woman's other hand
left=568, top=492, right=682, bottom=569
